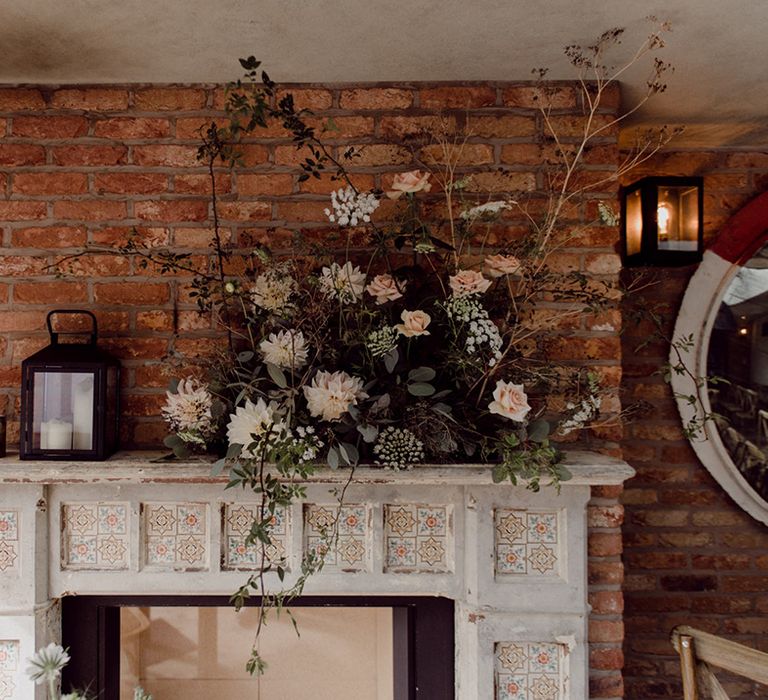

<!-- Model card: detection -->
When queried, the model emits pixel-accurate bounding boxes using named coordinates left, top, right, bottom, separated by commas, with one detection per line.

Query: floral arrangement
left=58, top=21, right=674, bottom=675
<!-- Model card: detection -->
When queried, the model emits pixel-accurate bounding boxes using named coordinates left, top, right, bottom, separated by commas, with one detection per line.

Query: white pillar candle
left=42, top=420, right=73, bottom=450
left=72, top=376, right=94, bottom=450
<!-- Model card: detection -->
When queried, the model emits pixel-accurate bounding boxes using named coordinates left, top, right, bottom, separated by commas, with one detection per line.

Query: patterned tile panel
left=495, top=641, right=564, bottom=700
left=0, top=640, right=19, bottom=700
left=304, top=504, right=370, bottom=572
left=494, top=509, right=560, bottom=577
left=143, top=502, right=209, bottom=571
left=384, top=504, right=452, bottom=573
left=222, top=503, right=290, bottom=571
left=0, top=512, right=19, bottom=575
left=61, top=503, right=129, bottom=570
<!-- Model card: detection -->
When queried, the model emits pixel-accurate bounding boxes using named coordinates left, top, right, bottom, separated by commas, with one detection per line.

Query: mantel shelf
left=0, top=449, right=634, bottom=486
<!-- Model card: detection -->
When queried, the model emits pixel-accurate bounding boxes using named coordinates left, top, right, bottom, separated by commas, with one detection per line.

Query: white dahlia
left=260, top=329, right=309, bottom=370
left=227, top=397, right=286, bottom=458
left=250, top=269, right=297, bottom=314
left=162, top=378, right=215, bottom=440
left=303, top=370, right=368, bottom=421
left=319, top=261, right=366, bottom=304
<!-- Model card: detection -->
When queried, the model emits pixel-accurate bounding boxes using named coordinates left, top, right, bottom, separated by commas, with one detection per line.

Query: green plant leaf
left=266, top=362, right=288, bottom=388
left=327, top=446, right=340, bottom=470
left=407, top=382, right=435, bottom=396
left=527, top=419, right=551, bottom=443
left=492, top=464, right=506, bottom=484
left=338, top=442, right=359, bottom=466
left=357, top=424, right=379, bottom=443
left=383, top=348, right=399, bottom=374
left=238, top=350, right=255, bottom=363
left=408, top=366, right=436, bottom=382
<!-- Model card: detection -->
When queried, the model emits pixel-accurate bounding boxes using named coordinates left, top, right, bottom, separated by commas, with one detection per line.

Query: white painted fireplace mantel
left=0, top=451, right=633, bottom=699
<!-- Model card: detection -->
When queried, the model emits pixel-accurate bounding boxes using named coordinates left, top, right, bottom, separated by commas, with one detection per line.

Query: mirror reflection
left=708, top=244, right=768, bottom=501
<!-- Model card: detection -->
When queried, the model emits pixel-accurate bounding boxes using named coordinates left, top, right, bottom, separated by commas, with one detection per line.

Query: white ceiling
left=3, top=0, right=768, bottom=148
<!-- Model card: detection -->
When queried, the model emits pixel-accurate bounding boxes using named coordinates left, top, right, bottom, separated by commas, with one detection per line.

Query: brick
left=589, top=646, right=624, bottom=671
left=584, top=253, right=622, bottom=275
left=51, top=89, right=129, bottom=110
left=468, top=114, right=536, bottom=138
left=93, top=117, right=171, bottom=139
left=630, top=509, right=689, bottom=527
left=346, top=144, right=412, bottom=167
left=692, top=510, right=751, bottom=527
left=178, top=310, right=212, bottom=331
left=94, top=282, right=169, bottom=305
left=658, top=532, right=713, bottom=548
left=237, top=145, right=270, bottom=167
left=626, top=552, right=688, bottom=570
left=0, top=88, right=46, bottom=110
left=136, top=310, right=174, bottom=332
left=589, top=620, right=624, bottom=643
left=174, top=116, right=221, bottom=140
left=379, top=115, right=457, bottom=138
left=90, top=226, right=167, bottom=247
left=53, top=200, right=127, bottom=221
left=173, top=173, right=231, bottom=195
left=0, top=256, right=47, bottom=277
left=502, top=86, right=577, bottom=109
left=217, top=201, right=271, bottom=222
left=588, top=505, right=624, bottom=528
left=130, top=420, right=170, bottom=447
left=50, top=145, right=128, bottom=166
left=93, top=173, right=168, bottom=195
left=0, top=201, right=47, bottom=220
left=0, top=143, right=46, bottom=166
left=173, top=227, right=225, bottom=248
left=298, top=173, right=375, bottom=196
left=589, top=591, right=624, bottom=615
left=13, top=172, right=88, bottom=195
left=546, top=114, right=618, bottom=139
left=420, top=143, right=494, bottom=166
left=102, top=337, right=169, bottom=359
left=134, top=364, right=174, bottom=388
left=588, top=532, right=623, bottom=556
left=173, top=337, right=220, bottom=358
left=463, top=171, right=536, bottom=193
left=13, top=282, right=88, bottom=304
left=420, top=86, right=496, bottom=109
left=236, top=173, right=294, bottom=196
left=275, top=200, right=329, bottom=223
left=304, top=115, right=374, bottom=139
left=121, top=393, right=167, bottom=417
left=134, top=200, right=209, bottom=222
left=0, top=310, right=47, bottom=331
left=276, top=88, right=333, bottom=111
left=691, top=554, right=752, bottom=570
left=133, top=144, right=201, bottom=167
left=54, top=254, right=130, bottom=277
left=589, top=673, right=623, bottom=698
left=12, top=116, right=89, bottom=138
left=339, top=88, right=413, bottom=110
left=133, top=88, right=207, bottom=111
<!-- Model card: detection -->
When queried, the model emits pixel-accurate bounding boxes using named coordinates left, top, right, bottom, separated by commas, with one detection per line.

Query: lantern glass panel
left=625, top=188, right=643, bottom=256
left=657, top=185, right=700, bottom=252
left=31, top=371, right=95, bottom=451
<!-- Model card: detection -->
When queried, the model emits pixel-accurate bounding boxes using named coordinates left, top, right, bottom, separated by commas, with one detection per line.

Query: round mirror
left=671, top=191, right=768, bottom=525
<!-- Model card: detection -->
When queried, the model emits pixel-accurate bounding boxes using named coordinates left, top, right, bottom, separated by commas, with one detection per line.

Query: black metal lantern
left=20, top=310, right=120, bottom=460
left=621, top=176, right=704, bottom=267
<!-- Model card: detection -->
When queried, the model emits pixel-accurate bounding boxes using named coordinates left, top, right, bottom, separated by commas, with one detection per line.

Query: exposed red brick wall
left=0, top=83, right=624, bottom=696
left=621, top=152, right=768, bottom=699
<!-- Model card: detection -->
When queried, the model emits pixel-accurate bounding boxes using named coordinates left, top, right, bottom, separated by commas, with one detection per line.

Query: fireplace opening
left=61, top=595, right=454, bottom=699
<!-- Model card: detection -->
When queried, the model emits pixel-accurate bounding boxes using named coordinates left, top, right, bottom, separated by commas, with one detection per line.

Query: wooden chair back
left=671, top=625, right=768, bottom=699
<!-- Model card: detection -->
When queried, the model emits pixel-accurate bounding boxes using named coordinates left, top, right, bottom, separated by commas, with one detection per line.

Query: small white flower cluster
left=559, top=394, right=602, bottom=435
left=460, top=200, right=512, bottom=220
left=325, top=186, right=380, bottom=226
left=373, top=426, right=425, bottom=470
left=445, top=296, right=503, bottom=366
left=291, top=425, right=323, bottom=463
left=367, top=326, right=398, bottom=358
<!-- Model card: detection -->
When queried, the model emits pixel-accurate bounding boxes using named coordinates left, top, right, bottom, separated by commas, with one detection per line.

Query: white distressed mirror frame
left=671, top=191, right=768, bottom=525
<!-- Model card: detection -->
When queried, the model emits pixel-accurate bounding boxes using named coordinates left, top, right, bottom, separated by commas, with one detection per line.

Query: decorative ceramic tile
left=384, top=504, right=452, bottom=573
left=495, top=641, right=564, bottom=700
left=221, top=504, right=289, bottom=571
left=0, top=640, right=18, bottom=700
left=494, top=509, right=560, bottom=577
left=304, top=504, right=370, bottom=572
left=143, top=502, right=209, bottom=570
left=0, top=512, right=19, bottom=575
left=62, top=503, right=129, bottom=570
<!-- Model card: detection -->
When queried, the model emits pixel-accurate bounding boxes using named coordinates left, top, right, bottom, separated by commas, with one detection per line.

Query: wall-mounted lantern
left=621, top=176, right=704, bottom=266
left=20, top=310, right=120, bottom=460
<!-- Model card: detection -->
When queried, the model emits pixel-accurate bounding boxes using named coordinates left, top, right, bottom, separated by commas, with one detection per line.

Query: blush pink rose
left=484, top=254, right=522, bottom=278
left=386, top=170, right=432, bottom=200
left=488, top=380, right=531, bottom=422
left=449, top=269, right=492, bottom=297
left=395, top=310, right=431, bottom=337
left=366, top=274, right=405, bottom=304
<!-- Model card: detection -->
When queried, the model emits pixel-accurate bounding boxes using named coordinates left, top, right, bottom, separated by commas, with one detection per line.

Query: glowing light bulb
left=657, top=203, right=671, bottom=237
left=739, top=327, right=749, bottom=336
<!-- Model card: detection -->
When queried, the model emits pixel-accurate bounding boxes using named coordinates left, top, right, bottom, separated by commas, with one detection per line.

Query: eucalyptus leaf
left=238, top=350, right=255, bottom=363
left=210, top=458, right=227, bottom=476
left=357, top=424, right=379, bottom=443
left=383, top=347, right=399, bottom=373
left=226, top=443, right=243, bottom=459
left=408, top=366, right=436, bottom=382
left=163, top=434, right=184, bottom=449
left=492, top=465, right=506, bottom=484
left=266, top=362, right=288, bottom=388
left=338, top=442, right=359, bottom=466
left=168, top=378, right=180, bottom=393
left=408, top=382, right=435, bottom=397
left=527, top=419, right=551, bottom=443
left=327, top=446, right=340, bottom=470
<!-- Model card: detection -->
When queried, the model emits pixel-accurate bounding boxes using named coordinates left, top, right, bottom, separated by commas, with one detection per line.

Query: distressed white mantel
left=0, top=451, right=633, bottom=699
